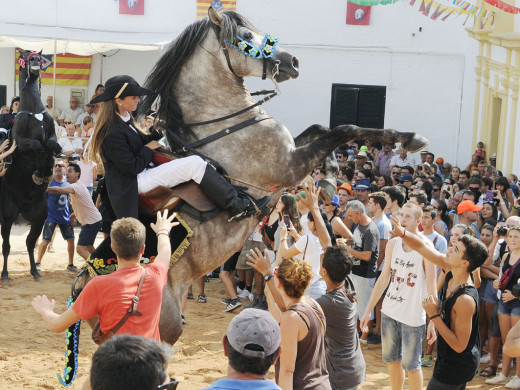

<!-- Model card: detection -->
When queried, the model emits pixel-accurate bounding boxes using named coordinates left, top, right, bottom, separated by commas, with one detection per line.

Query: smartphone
left=283, top=214, right=291, bottom=229
left=486, top=190, right=494, bottom=201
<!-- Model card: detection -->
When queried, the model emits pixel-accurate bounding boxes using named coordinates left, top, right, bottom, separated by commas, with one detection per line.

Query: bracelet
left=430, top=314, right=441, bottom=320
left=156, top=232, right=169, bottom=238
left=156, top=228, right=170, bottom=235
left=280, top=238, right=286, bottom=242
left=400, top=230, right=406, bottom=238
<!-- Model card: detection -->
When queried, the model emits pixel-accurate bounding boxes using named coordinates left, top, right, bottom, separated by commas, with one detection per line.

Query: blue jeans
left=381, top=312, right=425, bottom=371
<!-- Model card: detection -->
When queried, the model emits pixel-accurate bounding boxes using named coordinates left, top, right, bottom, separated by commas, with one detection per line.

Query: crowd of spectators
left=7, top=87, right=520, bottom=389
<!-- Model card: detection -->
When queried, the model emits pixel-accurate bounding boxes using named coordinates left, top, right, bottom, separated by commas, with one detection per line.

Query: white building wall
left=0, top=0, right=481, bottom=166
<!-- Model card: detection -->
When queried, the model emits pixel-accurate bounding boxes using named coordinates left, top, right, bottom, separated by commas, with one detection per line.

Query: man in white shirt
left=45, top=96, right=61, bottom=123
left=47, top=163, right=102, bottom=260
left=59, top=97, right=84, bottom=126
left=390, top=147, right=416, bottom=168
left=58, top=120, right=83, bottom=157
left=360, top=203, right=437, bottom=390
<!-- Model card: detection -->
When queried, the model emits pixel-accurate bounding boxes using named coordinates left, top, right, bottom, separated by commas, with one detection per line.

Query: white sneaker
left=248, top=293, right=254, bottom=301
left=485, top=372, right=509, bottom=384
left=238, top=289, right=250, bottom=299
left=506, top=375, right=520, bottom=389
left=480, top=353, right=491, bottom=364
left=237, top=287, right=244, bottom=294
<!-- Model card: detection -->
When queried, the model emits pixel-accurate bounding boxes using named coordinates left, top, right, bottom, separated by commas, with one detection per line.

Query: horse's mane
left=140, top=11, right=256, bottom=142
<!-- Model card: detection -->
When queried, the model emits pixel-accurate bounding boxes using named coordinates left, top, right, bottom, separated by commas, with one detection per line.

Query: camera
left=417, top=166, right=423, bottom=171
left=497, top=226, right=510, bottom=236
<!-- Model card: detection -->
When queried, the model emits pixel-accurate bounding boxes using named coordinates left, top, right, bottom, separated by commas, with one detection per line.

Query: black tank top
left=434, top=272, right=480, bottom=385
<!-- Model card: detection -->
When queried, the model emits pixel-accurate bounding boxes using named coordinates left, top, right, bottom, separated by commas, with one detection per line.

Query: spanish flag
left=16, top=52, right=92, bottom=86
left=197, top=0, right=236, bottom=20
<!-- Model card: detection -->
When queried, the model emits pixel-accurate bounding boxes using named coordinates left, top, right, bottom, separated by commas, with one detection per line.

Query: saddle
left=138, top=149, right=220, bottom=221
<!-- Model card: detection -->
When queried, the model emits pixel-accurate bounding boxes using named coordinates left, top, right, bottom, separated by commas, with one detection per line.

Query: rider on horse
left=88, top=75, right=270, bottom=221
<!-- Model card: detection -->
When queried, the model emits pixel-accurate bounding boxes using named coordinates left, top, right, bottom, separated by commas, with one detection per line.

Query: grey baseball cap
left=226, top=309, right=281, bottom=358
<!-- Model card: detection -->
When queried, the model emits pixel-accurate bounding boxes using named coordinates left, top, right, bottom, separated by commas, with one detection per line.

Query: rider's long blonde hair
left=89, top=100, right=148, bottom=164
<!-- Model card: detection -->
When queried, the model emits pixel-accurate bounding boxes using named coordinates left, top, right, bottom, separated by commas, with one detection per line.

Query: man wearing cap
left=375, top=142, right=396, bottom=177
left=457, top=200, right=482, bottom=239
left=419, top=150, right=429, bottom=165
left=204, top=308, right=282, bottom=389
left=355, top=178, right=372, bottom=213
left=490, top=153, right=497, bottom=167
left=88, top=75, right=269, bottom=221
left=356, top=150, right=369, bottom=169
left=337, top=182, right=353, bottom=216
left=397, top=174, right=414, bottom=189
left=59, top=97, right=84, bottom=127
left=389, top=147, right=415, bottom=168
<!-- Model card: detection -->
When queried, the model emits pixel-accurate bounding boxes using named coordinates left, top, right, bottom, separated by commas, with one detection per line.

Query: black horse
left=0, top=49, right=61, bottom=282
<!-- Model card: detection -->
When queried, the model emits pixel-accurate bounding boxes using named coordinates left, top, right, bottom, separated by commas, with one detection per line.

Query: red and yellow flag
left=197, top=0, right=236, bottom=20
left=16, top=52, right=92, bottom=86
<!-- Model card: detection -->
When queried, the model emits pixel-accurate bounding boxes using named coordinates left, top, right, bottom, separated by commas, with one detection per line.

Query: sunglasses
left=157, top=378, right=179, bottom=390
left=392, top=172, right=400, bottom=175
left=483, top=200, right=496, bottom=205
left=55, top=164, right=65, bottom=168
left=64, top=121, right=72, bottom=125
left=433, top=188, right=440, bottom=192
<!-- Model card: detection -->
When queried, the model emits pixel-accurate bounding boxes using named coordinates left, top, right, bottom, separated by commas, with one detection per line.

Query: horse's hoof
left=32, top=271, right=42, bottom=280
left=317, top=179, right=337, bottom=203
left=402, top=134, right=429, bottom=154
left=1, top=275, right=10, bottom=285
left=32, top=173, right=44, bottom=185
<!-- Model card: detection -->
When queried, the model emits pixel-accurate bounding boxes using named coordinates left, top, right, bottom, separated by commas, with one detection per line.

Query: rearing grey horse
left=130, top=8, right=427, bottom=344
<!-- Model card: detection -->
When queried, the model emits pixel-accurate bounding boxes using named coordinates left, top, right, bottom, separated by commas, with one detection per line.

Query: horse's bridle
left=222, top=33, right=280, bottom=80
left=18, top=51, right=44, bottom=95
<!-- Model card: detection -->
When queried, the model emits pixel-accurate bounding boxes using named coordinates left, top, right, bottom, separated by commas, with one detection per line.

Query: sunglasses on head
left=157, top=378, right=179, bottom=390
left=483, top=200, right=496, bottom=205
left=55, top=164, right=64, bottom=168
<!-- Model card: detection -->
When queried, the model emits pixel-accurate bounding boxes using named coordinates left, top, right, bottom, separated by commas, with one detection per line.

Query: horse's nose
left=292, top=56, right=299, bottom=73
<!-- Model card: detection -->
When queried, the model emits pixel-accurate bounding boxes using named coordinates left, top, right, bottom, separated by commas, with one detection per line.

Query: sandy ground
left=0, top=223, right=503, bottom=389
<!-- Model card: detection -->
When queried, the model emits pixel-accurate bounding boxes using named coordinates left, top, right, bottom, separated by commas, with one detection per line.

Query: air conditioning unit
left=70, top=89, right=86, bottom=107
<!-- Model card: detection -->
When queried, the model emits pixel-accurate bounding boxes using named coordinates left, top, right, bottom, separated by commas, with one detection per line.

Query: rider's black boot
left=199, top=165, right=270, bottom=222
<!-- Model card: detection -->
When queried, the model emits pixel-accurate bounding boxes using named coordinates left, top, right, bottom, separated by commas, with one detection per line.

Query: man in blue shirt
left=36, top=159, right=77, bottom=272
left=204, top=309, right=282, bottom=389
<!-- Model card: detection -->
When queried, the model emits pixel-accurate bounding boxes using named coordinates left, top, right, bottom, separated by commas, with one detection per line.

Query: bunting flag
left=484, top=0, right=520, bottom=14
left=119, top=0, right=144, bottom=15
left=409, top=0, right=495, bottom=25
left=348, top=0, right=399, bottom=5
left=196, top=0, right=236, bottom=20
left=15, top=52, right=92, bottom=86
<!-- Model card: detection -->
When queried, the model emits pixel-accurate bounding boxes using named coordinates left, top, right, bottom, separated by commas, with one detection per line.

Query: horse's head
left=208, top=8, right=299, bottom=83
left=17, top=49, right=43, bottom=79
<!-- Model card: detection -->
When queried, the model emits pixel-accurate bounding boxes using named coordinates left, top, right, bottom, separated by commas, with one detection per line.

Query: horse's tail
left=56, top=297, right=81, bottom=386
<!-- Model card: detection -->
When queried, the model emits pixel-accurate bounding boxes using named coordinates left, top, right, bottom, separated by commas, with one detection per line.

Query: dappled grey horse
left=93, top=8, right=427, bottom=344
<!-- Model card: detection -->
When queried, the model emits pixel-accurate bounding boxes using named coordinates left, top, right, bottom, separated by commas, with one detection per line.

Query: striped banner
left=197, top=0, right=236, bottom=20
left=16, top=52, right=92, bottom=86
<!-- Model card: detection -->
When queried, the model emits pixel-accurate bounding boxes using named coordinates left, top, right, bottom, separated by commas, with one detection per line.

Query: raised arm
left=389, top=214, right=448, bottom=270
left=31, top=295, right=81, bottom=333
left=47, top=185, right=75, bottom=194
left=149, top=210, right=179, bottom=269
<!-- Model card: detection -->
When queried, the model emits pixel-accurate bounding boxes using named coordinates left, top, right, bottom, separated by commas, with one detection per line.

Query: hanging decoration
left=348, top=0, right=399, bottom=5
left=347, top=1, right=372, bottom=24
left=483, top=0, right=520, bottom=14
left=409, top=0, right=495, bottom=26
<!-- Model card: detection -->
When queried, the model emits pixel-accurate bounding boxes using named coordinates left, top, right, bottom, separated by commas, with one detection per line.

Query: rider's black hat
left=90, top=75, right=155, bottom=104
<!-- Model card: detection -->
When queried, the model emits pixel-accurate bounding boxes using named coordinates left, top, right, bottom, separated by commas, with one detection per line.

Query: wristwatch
left=264, top=273, right=275, bottom=282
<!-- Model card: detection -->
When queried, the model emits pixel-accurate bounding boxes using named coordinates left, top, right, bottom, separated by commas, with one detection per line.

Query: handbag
left=499, top=254, right=520, bottom=292
left=92, top=267, right=147, bottom=345
left=260, top=216, right=274, bottom=250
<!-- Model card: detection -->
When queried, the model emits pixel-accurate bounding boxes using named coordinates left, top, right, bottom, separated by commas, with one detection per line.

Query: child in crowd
left=475, top=141, right=486, bottom=161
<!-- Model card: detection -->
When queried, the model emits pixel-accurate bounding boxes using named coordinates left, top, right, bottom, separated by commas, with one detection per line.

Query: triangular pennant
left=423, top=0, right=434, bottom=15
left=431, top=4, right=446, bottom=19
left=441, top=9, right=455, bottom=20
left=419, top=0, right=426, bottom=12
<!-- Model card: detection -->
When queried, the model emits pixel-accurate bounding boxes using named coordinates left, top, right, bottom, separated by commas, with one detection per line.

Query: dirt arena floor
left=0, top=224, right=502, bottom=389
